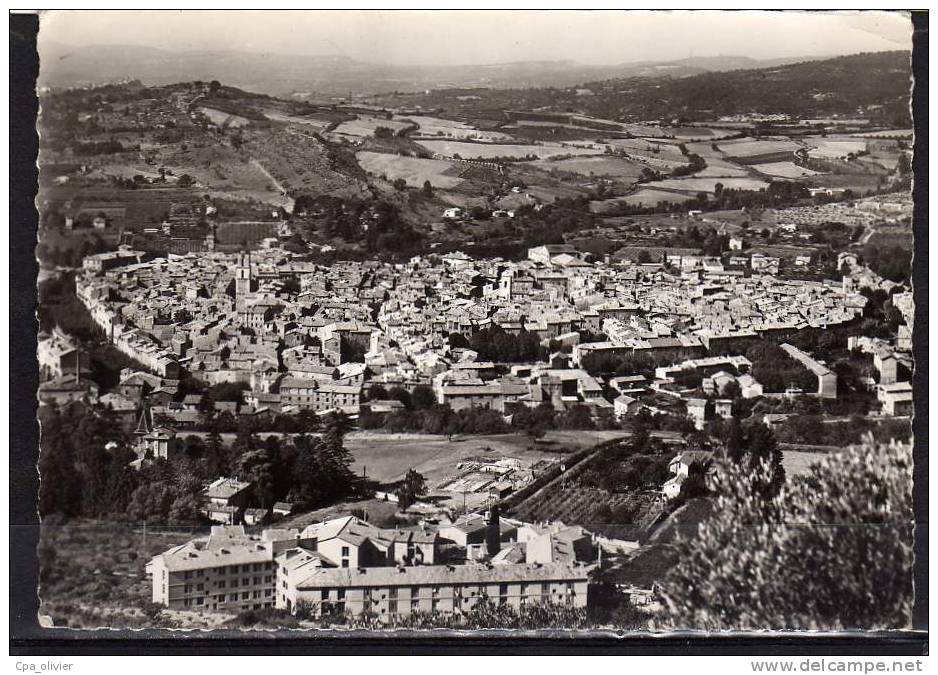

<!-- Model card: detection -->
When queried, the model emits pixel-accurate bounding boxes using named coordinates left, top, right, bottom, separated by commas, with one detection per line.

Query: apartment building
left=276, top=560, right=591, bottom=621
left=146, top=526, right=303, bottom=611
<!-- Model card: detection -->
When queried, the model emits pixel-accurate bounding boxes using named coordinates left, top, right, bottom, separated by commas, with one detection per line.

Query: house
left=873, top=351, right=899, bottom=386
left=780, top=343, right=837, bottom=398
left=714, top=399, right=733, bottom=419
left=877, top=382, right=913, bottom=417
left=685, top=398, right=708, bottom=430
left=203, top=477, right=253, bottom=524
left=613, top=394, right=640, bottom=419
left=662, top=450, right=712, bottom=500
left=244, top=508, right=271, bottom=526
left=443, top=207, right=462, bottom=220
left=437, top=512, right=517, bottom=550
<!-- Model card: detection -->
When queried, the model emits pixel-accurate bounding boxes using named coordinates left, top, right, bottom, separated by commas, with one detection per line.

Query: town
left=33, top=23, right=915, bottom=633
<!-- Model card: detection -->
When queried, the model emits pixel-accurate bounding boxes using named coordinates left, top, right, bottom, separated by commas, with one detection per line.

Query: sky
left=38, top=10, right=912, bottom=66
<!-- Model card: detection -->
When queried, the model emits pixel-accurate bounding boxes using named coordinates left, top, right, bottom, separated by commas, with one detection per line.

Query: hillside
left=375, top=51, right=913, bottom=126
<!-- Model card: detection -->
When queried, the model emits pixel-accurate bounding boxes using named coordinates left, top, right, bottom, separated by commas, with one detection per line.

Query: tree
left=411, top=385, right=436, bottom=410
left=395, top=468, right=427, bottom=510
left=422, top=180, right=433, bottom=197
left=176, top=174, right=195, bottom=188
left=659, top=439, right=912, bottom=630
left=392, top=178, right=407, bottom=191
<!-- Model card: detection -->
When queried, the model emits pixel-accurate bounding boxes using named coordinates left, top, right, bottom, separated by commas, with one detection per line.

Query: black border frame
left=9, top=9, right=929, bottom=655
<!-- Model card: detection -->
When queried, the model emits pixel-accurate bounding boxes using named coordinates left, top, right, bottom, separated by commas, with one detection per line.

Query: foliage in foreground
left=659, top=438, right=913, bottom=630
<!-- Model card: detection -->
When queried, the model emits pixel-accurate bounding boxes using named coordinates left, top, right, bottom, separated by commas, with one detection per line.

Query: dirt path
left=249, top=158, right=294, bottom=212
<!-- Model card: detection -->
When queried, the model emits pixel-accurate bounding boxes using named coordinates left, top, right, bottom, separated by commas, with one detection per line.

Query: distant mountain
left=37, top=41, right=837, bottom=96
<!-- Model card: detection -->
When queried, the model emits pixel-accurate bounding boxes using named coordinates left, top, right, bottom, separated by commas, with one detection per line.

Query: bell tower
left=235, top=251, right=252, bottom=298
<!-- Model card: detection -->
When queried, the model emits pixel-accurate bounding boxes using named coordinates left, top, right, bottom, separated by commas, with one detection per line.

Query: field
left=718, top=136, right=802, bottom=159
left=331, top=115, right=414, bottom=138
left=529, top=155, right=648, bottom=178
left=345, top=430, right=628, bottom=486
left=601, top=138, right=689, bottom=169
left=415, top=139, right=602, bottom=160
left=356, top=151, right=464, bottom=188
left=752, top=161, right=822, bottom=179
left=646, top=176, right=770, bottom=193
left=261, top=110, right=334, bottom=131
left=407, top=115, right=511, bottom=142
left=590, top=188, right=695, bottom=211
left=806, top=138, right=869, bottom=159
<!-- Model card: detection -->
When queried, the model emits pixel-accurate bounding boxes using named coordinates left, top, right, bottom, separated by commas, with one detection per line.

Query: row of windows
left=301, top=582, right=573, bottom=602
left=181, top=588, right=275, bottom=607
left=181, top=562, right=272, bottom=580
left=181, top=575, right=273, bottom=594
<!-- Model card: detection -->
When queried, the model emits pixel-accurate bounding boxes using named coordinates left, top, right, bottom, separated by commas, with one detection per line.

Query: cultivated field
left=752, top=161, right=822, bottom=179
left=718, top=136, right=802, bottom=158
left=356, top=151, right=464, bottom=189
left=806, top=138, right=868, bottom=159
left=530, top=155, right=648, bottom=178
left=416, top=139, right=602, bottom=160
left=646, top=176, right=770, bottom=193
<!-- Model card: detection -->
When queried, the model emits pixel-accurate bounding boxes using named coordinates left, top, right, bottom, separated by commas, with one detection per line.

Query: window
left=265, top=562, right=273, bottom=571
left=388, top=587, right=398, bottom=599
left=253, top=563, right=263, bottom=572
left=411, top=586, right=420, bottom=599
left=253, top=590, right=261, bottom=599
left=499, top=583, right=509, bottom=596
left=218, top=580, right=226, bottom=589
left=184, top=599, right=191, bottom=607
left=196, top=597, right=205, bottom=606
left=231, top=579, right=239, bottom=588
left=184, top=571, right=192, bottom=580
left=242, top=565, right=252, bottom=573
left=389, top=601, right=398, bottom=614
left=196, top=583, right=204, bottom=591
left=264, top=589, right=272, bottom=597
left=264, top=575, right=272, bottom=584
left=243, top=578, right=250, bottom=586
left=337, top=589, right=346, bottom=600
left=432, top=599, right=440, bottom=612
left=254, top=576, right=261, bottom=585
left=341, top=546, right=350, bottom=557
left=229, top=593, right=238, bottom=602
left=242, top=592, right=250, bottom=600
left=341, top=559, right=349, bottom=568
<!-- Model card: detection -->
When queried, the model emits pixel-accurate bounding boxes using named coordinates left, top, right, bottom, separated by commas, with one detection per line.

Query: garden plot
left=356, top=151, right=464, bottom=189
left=590, top=189, right=695, bottom=212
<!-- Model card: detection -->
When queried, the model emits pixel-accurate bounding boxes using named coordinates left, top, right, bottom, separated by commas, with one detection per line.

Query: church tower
left=235, top=251, right=252, bottom=298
